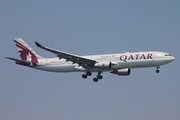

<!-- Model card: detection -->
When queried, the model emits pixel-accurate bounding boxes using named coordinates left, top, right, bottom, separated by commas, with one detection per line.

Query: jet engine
left=111, top=68, right=131, bottom=76
left=95, top=62, right=112, bottom=69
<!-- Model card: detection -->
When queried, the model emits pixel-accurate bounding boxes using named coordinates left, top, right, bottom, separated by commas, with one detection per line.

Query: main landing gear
left=82, top=71, right=92, bottom=79
left=93, top=72, right=103, bottom=82
left=156, top=66, right=160, bottom=73
left=82, top=71, right=103, bottom=82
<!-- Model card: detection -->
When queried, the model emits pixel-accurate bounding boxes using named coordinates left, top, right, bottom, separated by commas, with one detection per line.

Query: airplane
left=5, top=38, right=175, bottom=82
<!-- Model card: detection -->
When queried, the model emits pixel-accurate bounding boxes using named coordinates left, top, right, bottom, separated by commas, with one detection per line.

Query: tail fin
left=14, top=38, right=43, bottom=66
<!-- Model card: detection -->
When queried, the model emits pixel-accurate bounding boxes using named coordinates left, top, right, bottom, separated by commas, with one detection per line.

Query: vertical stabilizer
left=14, top=38, right=43, bottom=66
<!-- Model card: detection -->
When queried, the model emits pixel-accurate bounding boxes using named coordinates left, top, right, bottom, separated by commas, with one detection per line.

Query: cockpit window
left=165, top=54, right=171, bottom=56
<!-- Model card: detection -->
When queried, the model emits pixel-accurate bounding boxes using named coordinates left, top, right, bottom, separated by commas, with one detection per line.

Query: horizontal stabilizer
left=5, top=57, right=31, bottom=66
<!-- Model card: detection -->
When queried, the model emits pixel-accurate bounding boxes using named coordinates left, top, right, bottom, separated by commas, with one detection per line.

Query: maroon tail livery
left=14, top=38, right=42, bottom=66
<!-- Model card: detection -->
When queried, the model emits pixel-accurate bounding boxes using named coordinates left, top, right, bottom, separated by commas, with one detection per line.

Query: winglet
left=35, top=42, right=42, bottom=47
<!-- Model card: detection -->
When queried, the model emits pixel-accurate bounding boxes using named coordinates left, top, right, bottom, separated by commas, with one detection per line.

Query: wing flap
left=35, top=42, right=96, bottom=68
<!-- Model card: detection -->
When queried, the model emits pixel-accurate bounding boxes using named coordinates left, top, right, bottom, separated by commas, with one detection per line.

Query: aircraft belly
left=35, top=64, right=77, bottom=72
left=153, top=59, right=173, bottom=66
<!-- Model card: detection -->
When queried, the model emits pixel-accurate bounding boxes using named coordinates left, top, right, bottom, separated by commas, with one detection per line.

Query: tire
left=93, top=78, right=98, bottom=82
left=87, top=72, right=92, bottom=76
left=156, top=70, right=159, bottom=73
left=82, top=74, right=87, bottom=79
left=97, top=75, right=103, bottom=79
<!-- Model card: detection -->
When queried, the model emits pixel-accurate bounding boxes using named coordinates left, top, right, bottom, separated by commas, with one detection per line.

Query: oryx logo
left=15, top=40, right=38, bottom=66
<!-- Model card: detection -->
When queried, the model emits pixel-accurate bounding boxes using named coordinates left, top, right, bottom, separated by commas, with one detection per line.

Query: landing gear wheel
left=87, top=72, right=92, bottom=76
left=93, top=78, right=98, bottom=82
left=82, top=74, right=87, bottom=79
left=156, top=70, right=160, bottom=73
left=97, top=75, right=103, bottom=79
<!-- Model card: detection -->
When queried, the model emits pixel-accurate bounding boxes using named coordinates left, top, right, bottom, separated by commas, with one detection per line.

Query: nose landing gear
left=156, top=66, right=160, bottom=73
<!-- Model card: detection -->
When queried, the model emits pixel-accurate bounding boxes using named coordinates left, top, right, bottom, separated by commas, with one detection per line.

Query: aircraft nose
left=171, top=56, right=175, bottom=61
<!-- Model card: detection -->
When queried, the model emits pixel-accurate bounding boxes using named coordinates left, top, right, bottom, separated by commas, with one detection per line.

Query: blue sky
left=1, top=0, right=180, bottom=120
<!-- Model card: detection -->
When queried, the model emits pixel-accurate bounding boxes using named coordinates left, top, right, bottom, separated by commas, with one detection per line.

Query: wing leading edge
left=35, top=42, right=96, bottom=68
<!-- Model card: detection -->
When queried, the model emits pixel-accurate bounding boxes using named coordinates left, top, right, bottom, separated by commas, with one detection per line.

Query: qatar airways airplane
left=6, top=38, right=175, bottom=82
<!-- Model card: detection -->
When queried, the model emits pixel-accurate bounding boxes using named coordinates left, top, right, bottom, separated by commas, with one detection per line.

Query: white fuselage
left=31, top=51, right=175, bottom=73
left=7, top=38, right=175, bottom=82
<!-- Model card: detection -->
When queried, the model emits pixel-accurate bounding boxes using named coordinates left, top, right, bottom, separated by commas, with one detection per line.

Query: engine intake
left=111, top=68, right=131, bottom=76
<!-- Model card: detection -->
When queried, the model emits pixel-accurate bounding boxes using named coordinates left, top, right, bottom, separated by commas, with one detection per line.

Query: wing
left=35, top=42, right=96, bottom=68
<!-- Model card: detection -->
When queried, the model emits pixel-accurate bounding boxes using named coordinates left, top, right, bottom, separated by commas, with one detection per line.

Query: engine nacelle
left=111, top=68, right=131, bottom=76
left=95, top=61, right=111, bottom=69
